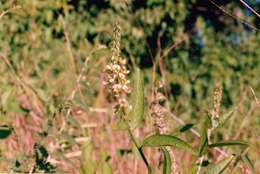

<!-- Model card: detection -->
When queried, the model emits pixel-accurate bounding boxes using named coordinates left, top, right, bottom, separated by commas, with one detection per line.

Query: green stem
left=127, top=128, right=152, bottom=174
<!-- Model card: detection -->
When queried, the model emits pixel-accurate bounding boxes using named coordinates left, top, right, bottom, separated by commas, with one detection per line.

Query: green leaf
left=179, top=123, right=194, bottom=132
left=83, top=142, right=93, bottom=161
left=34, top=143, right=49, bottom=160
left=100, top=147, right=113, bottom=174
left=81, top=142, right=97, bottom=174
left=205, top=155, right=234, bottom=174
left=80, top=160, right=97, bottom=174
left=101, top=162, right=113, bottom=174
left=241, top=153, right=255, bottom=174
left=128, top=67, right=144, bottom=130
left=198, top=115, right=211, bottom=156
left=100, top=148, right=110, bottom=162
left=209, top=140, right=249, bottom=148
left=161, top=147, right=171, bottom=174
left=34, top=143, right=55, bottom=172
left=142, top=134, right=197, bottom=155
left=0, top=125, right=13, bottom=139
left=201, top=160, right=210, bottom=167
left=172, top=123, right=194, bottom=136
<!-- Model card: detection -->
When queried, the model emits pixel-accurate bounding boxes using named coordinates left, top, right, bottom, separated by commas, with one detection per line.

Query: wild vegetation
left=0, top=0, right=259, bottom=173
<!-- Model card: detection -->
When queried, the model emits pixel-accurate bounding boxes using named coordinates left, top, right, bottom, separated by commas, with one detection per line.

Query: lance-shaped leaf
left=209, top=140, right=249, bottom=148
left=128, top=67, right=144, bottom=130
left=100, top=149, right=113, bottom=174
left=172, top=123, right=194, bottom=136
left=80, top=160, right=97, bottom=174
left=0, top=125, right=13, bottom=139
left=198, top=115, right=211, bottom=156
left=161, top=147, right=171, bottom=174
left=142, top=134, right=197, bottom=155
left=81, top=142, right=97, bottom=174
left=101, top=162, right=113, bottom=174
left=205, top=155, right=234, bottom=174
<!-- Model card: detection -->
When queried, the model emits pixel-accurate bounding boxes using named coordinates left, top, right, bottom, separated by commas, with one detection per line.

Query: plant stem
left=127, top=128, right=152, bottom=174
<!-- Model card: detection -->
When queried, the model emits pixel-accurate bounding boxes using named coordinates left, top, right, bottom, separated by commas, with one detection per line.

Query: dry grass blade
left=208, top=0, right=259, bottom=31
left=59, top=47, right=96, bottom=133
left=59, top=15, right=77, bottom=76
left=0, top=5, right=21, bottom=20
left=239, top=0, right=260, bottom=18
left=249, top=86, right=259, bottom=105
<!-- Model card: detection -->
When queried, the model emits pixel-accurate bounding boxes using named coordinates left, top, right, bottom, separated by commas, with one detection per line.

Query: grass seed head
left=104, top=22, right=131, bottom=116
left=150, top=81, right=168, bottom=134
left=210, top=81, right=222, bottom=129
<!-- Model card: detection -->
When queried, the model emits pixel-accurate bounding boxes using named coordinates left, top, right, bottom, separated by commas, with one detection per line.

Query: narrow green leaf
left=205, top=155, right=234, bottom=174
left=0, top=125, right=13, bottom=139
left=81, top=142, right=97, bottom=174
left=100, top=148, right=110, bottom=162
left=80, top=160, right=97, bottom=174
left=241, top=153, right=255, bottom=174
left=142, top=134, right=197, bottom=155
left=172, top=123, right=194, bottom=136
left=198, top=115, right=211, bottom=156
left=83, top=142, right=93, bottom=161
left=128, top=67, right=144, bottom=130
left=100, top=148, right=113, bottom=174
left=209, top=140, right=249, bottom=148
left=201, top=160, right=210, bottom=167
left=179, top=123, right=194, bottom=132
left=101, top=162, right=113, bottom=174
left=161, top=147, right=171, bottom=174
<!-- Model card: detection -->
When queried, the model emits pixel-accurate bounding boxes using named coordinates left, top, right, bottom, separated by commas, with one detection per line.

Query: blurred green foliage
left=0, top=0, right=259, bottom=111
